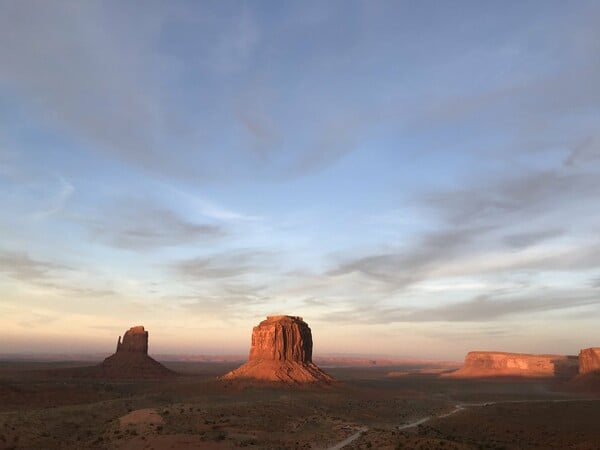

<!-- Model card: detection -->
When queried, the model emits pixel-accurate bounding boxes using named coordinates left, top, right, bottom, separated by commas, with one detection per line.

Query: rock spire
left=99, top=326, right=173, bottom=378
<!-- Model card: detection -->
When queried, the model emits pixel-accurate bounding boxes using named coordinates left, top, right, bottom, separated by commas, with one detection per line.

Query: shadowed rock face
left=445, top=351, right=578, bottom=378
left=222, top=315, right=333, bottom=384
left=99, top=326, right=173, bottom=379
left=116, top=326, right=149, bottom=354
left=579, top=348, right=600, bottom=374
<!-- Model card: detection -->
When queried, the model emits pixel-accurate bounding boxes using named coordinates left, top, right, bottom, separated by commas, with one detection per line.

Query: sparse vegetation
left=1, top=362, right=599, bottom=448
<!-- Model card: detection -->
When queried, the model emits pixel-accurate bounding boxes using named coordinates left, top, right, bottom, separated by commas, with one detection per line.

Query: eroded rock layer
left=99, top=326, right=173, bottom=378
left=578, top=348, right=600, bottom=374
left=249, top=315, right=313, bottom=362
left=445, top=351, right=578, bottom=378
left=222, top=315, right=333, bottom=383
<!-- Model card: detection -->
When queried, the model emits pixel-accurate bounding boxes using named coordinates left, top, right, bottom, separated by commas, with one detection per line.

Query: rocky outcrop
left=98, top=326, right=174, bottom=378
left=116, top=326, right=148, bottom=354
left=249, top=315, right=313, bottom=362
left=222, top=315, right=334, bottom=384
left=445, top=351, right=578, bottom=378
left=578, top=348, right=600, bottom=374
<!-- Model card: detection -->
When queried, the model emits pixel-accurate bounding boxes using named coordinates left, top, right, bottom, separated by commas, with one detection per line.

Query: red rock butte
left=578, top=347, right=600, bottom=374
left=222, top=315, right=334, bottom=384
left=445, top=351, right=579, bottom=378
left=116, top=325, right=148, bottom=353
left=98, top=326, right=174, bottom=378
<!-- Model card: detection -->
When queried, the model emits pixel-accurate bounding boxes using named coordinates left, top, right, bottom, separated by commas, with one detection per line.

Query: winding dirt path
left=326, top=427, right=368, bottom=450
left=326, top=397, right=599, bottom=449
left=396, top=398, right=599, bottom=432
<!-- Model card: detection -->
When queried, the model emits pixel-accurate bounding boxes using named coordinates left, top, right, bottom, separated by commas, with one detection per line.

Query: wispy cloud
left=323, top=158, right=600, bottom=321
left=328, top=212, right=598, bottom=299
left=287, top=112, right=365, bottom=177
left=329, top=225, right=495, bottom=290
left=172, top=249, right=274, bottom=280
left=423, top=170, right=600, bottom=230
left=0, top=251, right=115, bottom=299
left=502, top=229, right=565, bottom=249
left=34, top=175, right=74, bottom=218
left=322, top=290, right=600, bottom=325
left=564, top=137, right=599, bottom=166
left=0, top=252, right=69, bottom=282
left=236, top=108, right=280, bottom=159
left=165, top=185, right=260, bottom=222
left=19, top=312, right=60, bottom=328
left=178, top=284, right=270, bottom=320
left=82, top=199, right=226, bottom=251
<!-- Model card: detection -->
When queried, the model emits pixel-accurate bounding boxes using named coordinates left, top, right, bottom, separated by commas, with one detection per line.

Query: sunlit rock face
left=249, top=315, right=313, bottom=362
left=578, top=348, right=600, bottom=374
left=99, top=326, right=173, bottom=378
left=222, top=315, right=334, bottom=384
left=445, top=351, right=578, bottom=378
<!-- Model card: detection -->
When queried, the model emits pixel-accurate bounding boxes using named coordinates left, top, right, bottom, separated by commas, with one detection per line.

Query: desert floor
left=1, top=360, right=599, bottom=449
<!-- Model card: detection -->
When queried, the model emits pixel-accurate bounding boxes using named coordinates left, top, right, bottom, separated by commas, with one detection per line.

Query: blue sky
left=1, top=1, right=599, bottom=359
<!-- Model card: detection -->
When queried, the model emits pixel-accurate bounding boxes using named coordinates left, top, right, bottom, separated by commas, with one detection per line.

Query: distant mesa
left=445, top=351, right=579, bottom=378
left=578, top=347, right=600, bottom=374
left=569, top=347, right=600, bottom=392
left=221, top=315, right=334, bottom=384
left=98, top=326, right=174, bottom=379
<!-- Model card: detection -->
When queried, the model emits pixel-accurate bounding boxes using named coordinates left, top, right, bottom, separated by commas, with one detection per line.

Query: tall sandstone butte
left=444, top=351, right=578, bottom=378
left=99, top=326, right=174, bottom=378
left=222, top=315, right=334, bottom=383
left=116, top=325, right=149, bottom=353
left=578, top=348, right=600, bottom=374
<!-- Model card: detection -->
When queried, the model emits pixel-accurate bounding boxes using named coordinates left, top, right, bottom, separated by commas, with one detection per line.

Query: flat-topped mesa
left=579, top=348, right=600, bottom=374
left=249, top=315, right=312, bottom=362
left=222, top=315, right=334, bottom=384
left=116, top=326, right=148, bottom=354
left=445, top=351, right=578, bottom=378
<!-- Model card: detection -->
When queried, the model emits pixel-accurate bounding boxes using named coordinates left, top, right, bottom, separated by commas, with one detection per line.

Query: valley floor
left=0, top=361, right=599, bottom=449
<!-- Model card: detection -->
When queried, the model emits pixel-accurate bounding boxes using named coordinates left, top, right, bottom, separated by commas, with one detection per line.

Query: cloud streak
left=82, top=199, right=226, bottom=251
left=322, top=290, right=600, bottom=325
left=0, top=252, right=69, bottom=282
left=328, top=225, right=496, bottom=290
left=172, top=249, right=275, bottom=281
left=0, top=251, right=115, bottom=299
left=34, top=176, right=74, bottom=218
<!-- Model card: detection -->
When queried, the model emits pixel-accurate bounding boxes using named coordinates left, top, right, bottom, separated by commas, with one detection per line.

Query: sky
left=1, top=1, right=599, bottom=360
